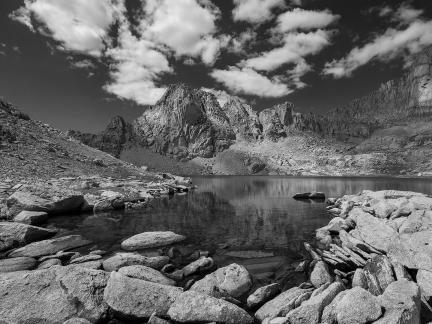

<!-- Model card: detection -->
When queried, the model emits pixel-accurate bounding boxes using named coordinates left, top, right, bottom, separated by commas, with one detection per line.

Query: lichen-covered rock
left=118, top=265, right=175, bottom=286
left=102, top=252, right=169, bottom=271
left=0, top=265, right=109, bottom=323
left=398, top=210, right=432, bottom=234
left=121, top=231, right=186, bottom=250
left=103, top=272, right=182, bottom=320
left=167, top=291, right=253, bottom=324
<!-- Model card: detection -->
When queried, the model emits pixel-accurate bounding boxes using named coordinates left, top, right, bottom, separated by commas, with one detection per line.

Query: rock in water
left=0, top=221, right=56, bottom=251
left=247, top=283, right=281, bottom=309
left=13, top=210, right=48, bottom=225
left=310, top=261, right=333, bottom=288
left=102, top=253, right=169, bottom=271
left=121, top=231, right=186, bottom=250
left=0, top=265, right=109, bottom=323
left=167, top=291, right=253, bottom=324
left=8, top=234, right=92, bottom=258
left=0, top=256, right=36, bottom=272
left=190, top=263, right=252, bottom=298
left=103, top=272, right=182, bottom=320
left=118, top=265, right=175, bottom=286
left=335, top=287, right=382, bottom=324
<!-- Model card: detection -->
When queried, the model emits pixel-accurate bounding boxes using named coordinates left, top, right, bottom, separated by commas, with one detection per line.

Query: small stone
left=247, top=283, right=281, bottom=309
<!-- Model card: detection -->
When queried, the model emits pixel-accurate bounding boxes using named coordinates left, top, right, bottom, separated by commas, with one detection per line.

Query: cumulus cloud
left=232, top=0, right=285, bottom=23
left=323, top=19, right=432, bottom=78
left=10, top=0, right=118, bottom=56
left=227, top=30, right=257, bottom=54
left=276, top=8, right=340, bottom=32
left=211, top=67, right=291, bottom=97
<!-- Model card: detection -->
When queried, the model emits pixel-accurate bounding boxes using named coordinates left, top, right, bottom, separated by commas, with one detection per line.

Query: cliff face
left=222, top=98, right=262, bottom=140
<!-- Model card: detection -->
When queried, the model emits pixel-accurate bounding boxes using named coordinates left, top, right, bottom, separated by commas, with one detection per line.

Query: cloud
left=323, top=19, right=432, bottom=78
left=393, top=4, right=424, bottom=24
left=211, top=67, right=292, bottom=97
left=70, top=58, right=95, bottom=69
left=232, top=0, right=285, bottom=23
left=276, top=8, right=340, bottom=32
left=242, top=29, right=331, bottom=71
left=227, top=30, right=257, bottom=54
left=10, top=0, right=118, bottom=56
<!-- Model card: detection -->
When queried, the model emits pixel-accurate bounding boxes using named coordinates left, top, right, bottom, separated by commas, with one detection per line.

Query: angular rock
left=388, top=231, right=432, bottom=271
left=8, top=235, right=92, bottom=258
left=285, top=282, right=345, bottom=324
left=352, top=268, right=368, bottom=289
left=364, top=255, right=395, bottom=295
left=102, top=253, right=169, bottom=271
left=121, top=231, right=186, bottom=250
left=167, top=291, right=253, bottom=324
left=335, top=287, right=382, bottom=324
left=416, top=269, right=432, bottom=298
left=103, top=272, right=182, bottom=320
left=0, top=265, right=109, bottom=323
left=13, top=210, right=48, bottom=225
left=0, top=221, right=56, bottom=251
left=37, top=258, right=62, bottom=269
left=355, top=211, right=398, bottom=252
left=118, top=265, right=175, bottom=286
left=247, top=283, right=281, bottom=309
left=255, top=287, right=310, bottom=321
left=190, top=263, right=252, bottom=299
left=310, top=261, right=333, bottom=288
left=0, top=256, right=36, bottom=272
left=409, top=195, right=432, bottom=210
left=391, top=261, right=412, bottom=281
left=399, top=210, right=432, bottom=234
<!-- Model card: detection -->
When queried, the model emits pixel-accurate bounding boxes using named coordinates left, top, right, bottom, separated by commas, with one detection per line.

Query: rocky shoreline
left=1, top=188, right=432, bottom=323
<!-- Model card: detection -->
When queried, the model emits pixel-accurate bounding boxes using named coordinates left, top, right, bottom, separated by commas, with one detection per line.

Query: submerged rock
left=121, top=231, right=186, bottom=250
left=167, top=291, right=253, bottom=324
left=103, top=272, right=182, bottom=320
left=103, top=252, right=169, bottom=271
left=0, top=265, right=109, bottom=323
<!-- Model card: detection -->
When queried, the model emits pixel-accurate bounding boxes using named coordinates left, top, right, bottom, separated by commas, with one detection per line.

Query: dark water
left=48, top=176, right=432, bottom=278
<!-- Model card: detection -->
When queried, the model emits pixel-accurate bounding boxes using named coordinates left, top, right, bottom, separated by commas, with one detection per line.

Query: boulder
left=8, top=235, right=92, bottom=258
left=409, top=195, right=432, bottom=210
left=190, top=263, right=252, bottom=299
left=121, top=231, right=186, bottom=250
left=355, top=211, right=398, bottom=252
left=372, top=200, right=397, bottom=218
left=0, top=221, right=56, bottom=251
left=13, top=210, right=48, bottom=225
left=285, top=282, right=345, bottom=324
left=0, top=256, right=36, bottom=272
left=377, top=279, right=420, bottom=324
left=363, top=255, right=395, bottom=295
left=398, top=210, right=432, bottom=234
left=118, top=265, right=175, bottom=286
left=352, top=268, right=368, bottom=289
left=37, top=258, right=62, bottom=269
left=293, top=193, right=311, bottom=199
left=167, top=291, right=253, bottom=324
left=0, top=265, right=109, bottom=323
left=309, top=192, right=325, bottom=200
left=310, top=261, right=333, bottom=288
left=339, top=230, right=381, bottom=254
left=387, top=231, right=432, bottom=271
left=103, top=272, right=182, bottom=320
left=255, top=287, right=311, bottom=321
left=321, top=290, right=348, bottom=324
left=102, top=253, right=169, bottom=271
left=416, top=269, right=432, bottom=298
left=391, top=261, right=412, bottom=281
left=247, top=283, right=281, bottom=309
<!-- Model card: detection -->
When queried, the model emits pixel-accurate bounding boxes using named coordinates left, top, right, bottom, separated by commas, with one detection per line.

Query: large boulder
left=121, top=231, right=186, bottom=250
left=167, top=291, right=253, bottom=324
left=363, top=255, right=395, bottom=295
left=190, top=263, right=252, bottom=299
left=118, top=265, right=175, bottom=286
left=355, top=211, right=398, bottom=252
left=0, top=221, right=56, bottom=251
left=0, top=256, right=36, bottom=272
left=0, top=265, right=109, bottom=323
left=103, top=272, right=182, bottom=320
left=285, top=282, right=345, bottom=324
left=310, top=261, right=333, bottom=288
left=8, top=234, right=92, bottom=258
left=102, top=253, right=169, bottom=271
left=334, top=287, right=382, bottom=324
left=13, top=210, right=48, bottom=225
left=255, top=287, right=311, bottom=321
left=247, top=283, right=281, bottom=309
left=387, top=230, right=432, bottom=270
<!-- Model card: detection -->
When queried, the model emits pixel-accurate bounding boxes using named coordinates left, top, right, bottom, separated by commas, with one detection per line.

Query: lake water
left=48, top=176, right=432, bottom=283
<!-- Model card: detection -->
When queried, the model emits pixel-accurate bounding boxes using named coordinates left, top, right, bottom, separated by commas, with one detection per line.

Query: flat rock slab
left=0, top=221, right=56, bottom=251
left=118, top=265, right=175, bottom=286
left=0, top=265, right=109, bottom=323
left=104, top=272, right=182, bottom=320
left=167, top=291, right=253, bottom=324
left=103, top=253, right=169, bottom=271
left=13, top=210, right=48, bottom=225
left=0, top=256, right=36, bottom=272
left=121, top=231, right=186, bottom=250
left=8, top=234, right=92, bottom=258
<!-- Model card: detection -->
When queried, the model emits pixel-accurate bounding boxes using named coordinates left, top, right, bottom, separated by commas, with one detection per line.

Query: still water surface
left=49, top=176, right=432, bottom=278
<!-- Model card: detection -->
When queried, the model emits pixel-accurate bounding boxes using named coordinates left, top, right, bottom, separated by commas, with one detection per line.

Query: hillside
left=69, top=47, right=432, bottom=176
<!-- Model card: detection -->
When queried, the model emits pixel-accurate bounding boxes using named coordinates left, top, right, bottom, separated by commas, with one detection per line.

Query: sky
left=0, top=0, right=431, bottom=132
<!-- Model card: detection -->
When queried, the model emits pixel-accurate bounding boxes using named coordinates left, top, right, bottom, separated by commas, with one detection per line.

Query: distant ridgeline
left=69, top=47, right=432, bottom=160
